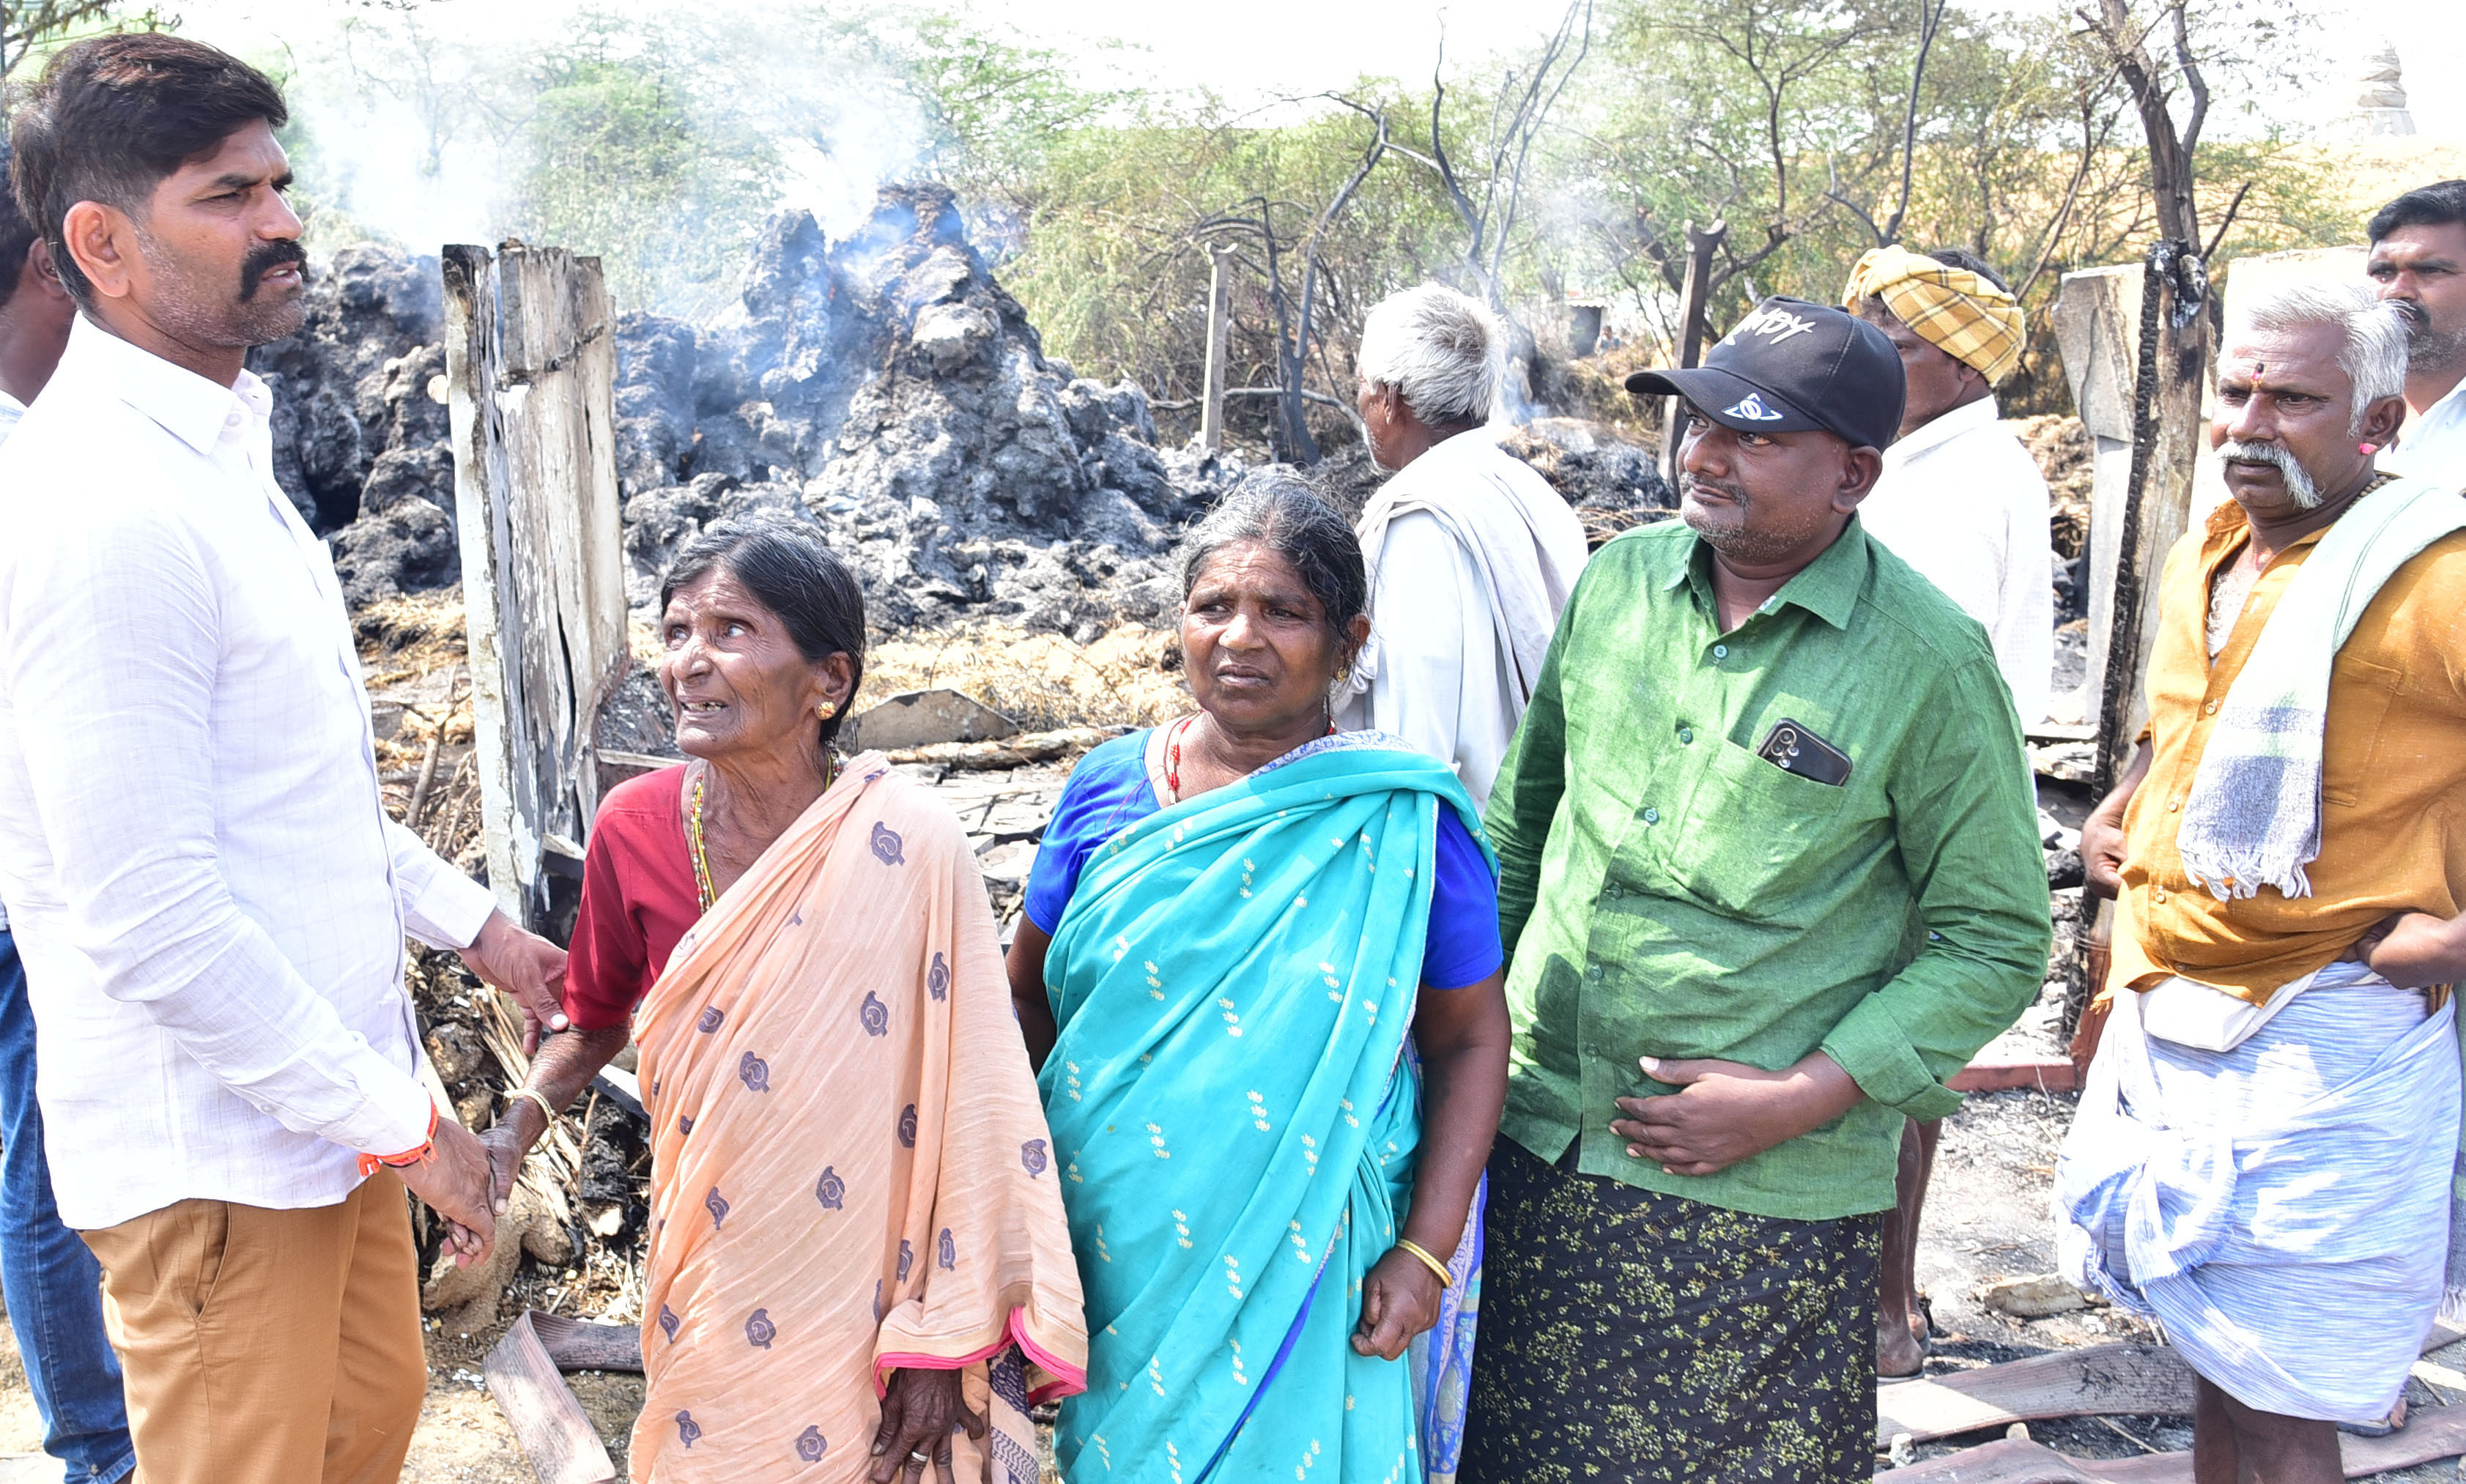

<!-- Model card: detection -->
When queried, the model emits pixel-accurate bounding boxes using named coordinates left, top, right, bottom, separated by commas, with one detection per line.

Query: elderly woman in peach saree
left=481, top=517, right=1084, bottom=1482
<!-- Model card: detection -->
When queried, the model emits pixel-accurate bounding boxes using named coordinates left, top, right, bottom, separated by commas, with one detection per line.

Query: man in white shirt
left=1841, top=244, right=2053, bottom=1379
left=2369, top=180, right=2466, bottom=489
left=1844, top=245, right=2054, bottom=725
left=1, top=37, right=569, bottom=1483
left=1338, top=283, right=1591, bottom=807
left=0, top=140, right=131, bottom=1484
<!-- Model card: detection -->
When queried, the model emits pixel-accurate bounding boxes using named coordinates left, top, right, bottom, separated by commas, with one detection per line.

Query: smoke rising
left=216, top=0, right=938, bottom=317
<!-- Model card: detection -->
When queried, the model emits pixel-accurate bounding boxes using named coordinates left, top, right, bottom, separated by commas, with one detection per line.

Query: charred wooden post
left=2046, top=247, right=2208, bottom=1042
left=1658, top=219, right=1726, bottom=486
left=443, top=242, right=631, bottom=934
left=2052, top=264, right=2146, bottom=735
left=1200, top=245, right=1234, bottom=453
left=2095, top=243, right=2207, bottom=798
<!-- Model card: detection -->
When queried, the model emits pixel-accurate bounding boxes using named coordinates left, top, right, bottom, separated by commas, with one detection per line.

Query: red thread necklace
left=1163, top=712, right=1336, bottom=803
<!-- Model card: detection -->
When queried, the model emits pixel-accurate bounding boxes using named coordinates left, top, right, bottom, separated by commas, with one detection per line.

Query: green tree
left=2, top=0, right=171, bottom=94
left=509, top=20, right=780, bottom=317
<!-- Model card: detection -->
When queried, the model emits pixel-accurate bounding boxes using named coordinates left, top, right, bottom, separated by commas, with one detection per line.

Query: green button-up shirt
left=1486, top=518, right=2051, bottom=1220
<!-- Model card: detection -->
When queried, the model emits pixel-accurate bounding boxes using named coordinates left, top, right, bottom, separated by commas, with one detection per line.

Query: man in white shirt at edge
left=1337, top=283, right=1591, bottom=808
left=0, top=37, right=570, bottom=1483
left=1843, top=243, right=2054, bottom=1379
left=0, top=140, right=136, bottom=1484
left=2369, top=180, right=2466, bottom=489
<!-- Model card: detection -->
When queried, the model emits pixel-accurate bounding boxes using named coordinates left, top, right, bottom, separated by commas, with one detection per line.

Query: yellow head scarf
left=1841, top=245, right=2026, bottom=385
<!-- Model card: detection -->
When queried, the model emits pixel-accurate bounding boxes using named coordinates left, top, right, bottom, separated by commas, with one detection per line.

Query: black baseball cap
left=1626, top=296, right=1906, bottom=451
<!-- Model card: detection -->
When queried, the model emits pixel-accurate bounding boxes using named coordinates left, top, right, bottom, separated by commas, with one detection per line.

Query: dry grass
left=1539, top=339, right=1667, bottom=441
left=859, top=622, right=1190, bottom=734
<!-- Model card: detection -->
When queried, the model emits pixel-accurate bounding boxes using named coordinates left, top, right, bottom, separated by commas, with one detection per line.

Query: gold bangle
left=1394, top=1238, right=1453, bottom=1286
left=506, top=1086, right=562, bottom=1125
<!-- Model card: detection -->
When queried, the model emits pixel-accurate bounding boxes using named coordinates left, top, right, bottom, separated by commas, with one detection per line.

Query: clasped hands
left=399, top=910, right=570, bottom=1267
left=1610, top=1050, right=1864, bottom=1177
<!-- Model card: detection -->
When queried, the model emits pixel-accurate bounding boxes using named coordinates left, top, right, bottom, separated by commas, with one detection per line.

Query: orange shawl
left=629, top=756, right=1086, bottom=1481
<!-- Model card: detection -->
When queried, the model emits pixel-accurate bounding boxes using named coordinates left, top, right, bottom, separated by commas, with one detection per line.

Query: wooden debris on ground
left=1949, top=1059, right=2082, bottom=1094
left=843, top=687, right=1020, bottom=752
left=1877, top=1343, right=2188, bottom=1448
left=1880, top=1401, right=2466, bottom=1480
left=529, top=1312, right=644, bottom=1374
left=483, top=1312, right=618, bottom=1484
left=883, top=724, right=1129, bottom=773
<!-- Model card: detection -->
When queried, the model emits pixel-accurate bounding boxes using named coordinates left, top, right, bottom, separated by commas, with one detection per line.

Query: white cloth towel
left=2055, top=965, right=2459, bottom=1422
left=2177, top=474, right=2466, bottom=900
left=1337, top=428, right=1589, bottom=806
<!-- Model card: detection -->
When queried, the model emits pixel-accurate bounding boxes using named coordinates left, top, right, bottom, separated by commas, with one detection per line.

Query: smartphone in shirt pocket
left=1755, top=718, right=1852, bottom=786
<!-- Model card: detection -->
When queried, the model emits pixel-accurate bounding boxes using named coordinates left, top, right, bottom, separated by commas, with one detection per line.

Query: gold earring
left=819, top=704, right=837, bottom=719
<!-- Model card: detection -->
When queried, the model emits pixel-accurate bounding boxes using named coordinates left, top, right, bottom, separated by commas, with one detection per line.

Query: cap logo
left=1723, top=393, right=1786, bottom=422
left=1724, top=305, right=1818, bottom=346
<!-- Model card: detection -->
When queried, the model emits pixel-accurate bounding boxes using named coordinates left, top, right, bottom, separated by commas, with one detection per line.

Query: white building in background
left=2357, top=41, right=2415, bottom=138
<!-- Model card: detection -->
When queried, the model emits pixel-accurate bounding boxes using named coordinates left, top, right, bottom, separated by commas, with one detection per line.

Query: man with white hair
left=1339, top=283, right=1589, bottom=807
left=2061, top=281, right=2466, bottom=1483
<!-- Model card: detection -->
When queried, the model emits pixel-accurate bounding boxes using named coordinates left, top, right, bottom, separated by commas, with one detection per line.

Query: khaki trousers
left=81, top=1170, right=427, bottom=1484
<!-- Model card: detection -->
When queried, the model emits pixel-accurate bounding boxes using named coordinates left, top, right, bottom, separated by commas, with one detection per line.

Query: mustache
left=239, top=240, right=308, bottom=301
left=2218, top=437, right=2322, bottom=508
left=1686, top=476, right=1750, bottom=507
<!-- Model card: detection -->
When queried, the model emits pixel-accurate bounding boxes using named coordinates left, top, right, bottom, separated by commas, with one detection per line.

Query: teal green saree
left=1040, top=735, right=1483, bottom=1484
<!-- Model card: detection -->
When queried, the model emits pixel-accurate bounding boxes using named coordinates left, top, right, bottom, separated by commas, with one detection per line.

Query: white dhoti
left=2054, top=962, right=2463, bottom=1422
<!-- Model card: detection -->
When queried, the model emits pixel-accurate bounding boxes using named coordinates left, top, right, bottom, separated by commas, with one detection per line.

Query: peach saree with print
left=630, top=756, right=1086, bottom=1481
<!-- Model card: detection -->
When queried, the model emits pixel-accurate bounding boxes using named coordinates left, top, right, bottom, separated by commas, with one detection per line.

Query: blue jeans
left=0, top=929, right=134, bottom=1483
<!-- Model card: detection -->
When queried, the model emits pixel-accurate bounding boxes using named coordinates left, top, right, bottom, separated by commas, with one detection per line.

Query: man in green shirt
left=1459, top=297, right=2050, bottom=1484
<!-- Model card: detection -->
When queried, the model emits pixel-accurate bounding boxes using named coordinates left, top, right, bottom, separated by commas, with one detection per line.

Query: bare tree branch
left=1880, top=0, right=1950, bottom=245
left=2200, top=178, right=2251, bottom=260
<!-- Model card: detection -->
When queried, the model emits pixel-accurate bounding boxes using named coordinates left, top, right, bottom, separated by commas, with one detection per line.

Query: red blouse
left=564, top=765, right=703, bottom=1031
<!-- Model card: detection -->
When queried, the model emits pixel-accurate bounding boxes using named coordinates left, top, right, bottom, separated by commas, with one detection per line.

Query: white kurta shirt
left=1335, top=428, right=1591, bottom=808
left=0, top=319, right=495, bottom=1231
left=0, top=389, right=21, bottom=935
left=2385, top=377, right=2466, bottom=491
left=1857, top=396, right=2054, bottom=725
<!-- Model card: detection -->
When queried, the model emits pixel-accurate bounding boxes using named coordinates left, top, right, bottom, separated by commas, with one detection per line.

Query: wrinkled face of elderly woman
left=1182, top=541, right=1369, bottom=736
left=659, top=565, right=844, bottom=762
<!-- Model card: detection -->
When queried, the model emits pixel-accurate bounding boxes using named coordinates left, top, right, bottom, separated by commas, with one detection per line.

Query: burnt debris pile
left=246, top=246, right=462, bottom=607
left=258, top=182, right=1243, bottom=631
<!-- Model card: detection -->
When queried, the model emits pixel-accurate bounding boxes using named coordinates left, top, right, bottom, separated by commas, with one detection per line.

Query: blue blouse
left=1023, top=731, right=1505, bottom=989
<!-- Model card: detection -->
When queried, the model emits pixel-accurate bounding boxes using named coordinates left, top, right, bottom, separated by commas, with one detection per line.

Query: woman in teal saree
left=1007, top=474, right=1511, bottom=1484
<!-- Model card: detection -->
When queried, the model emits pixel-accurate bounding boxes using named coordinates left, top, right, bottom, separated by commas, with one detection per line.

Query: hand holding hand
left=399, top=1117, right=497, bottom=1267
left=1611, top=1053, right=1864, bottom=1177
left=1351, top=1247, right=1445, bottom=1360
left=475, top=1120, right=533, bottom=1221
left=459, top=910, right=570, bottom=1055
left=2350, top=910, right=2466, bottom=990
left=869, top=1368, right=988, bottom=1484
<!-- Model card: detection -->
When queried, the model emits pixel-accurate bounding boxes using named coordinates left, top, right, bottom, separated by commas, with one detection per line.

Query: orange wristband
left=358, top=1102, right=440, bottom=1178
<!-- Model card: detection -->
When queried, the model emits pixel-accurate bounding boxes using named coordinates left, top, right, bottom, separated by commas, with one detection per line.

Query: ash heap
left=251, top=182, right=1670, bottom=634
left=252, top=182, right=1242, bottom=635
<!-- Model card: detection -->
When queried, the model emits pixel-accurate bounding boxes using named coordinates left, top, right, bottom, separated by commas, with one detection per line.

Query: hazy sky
left=158, top=0, right=2466, bottom=137
left=154, top=0, right=2466, bottom=137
